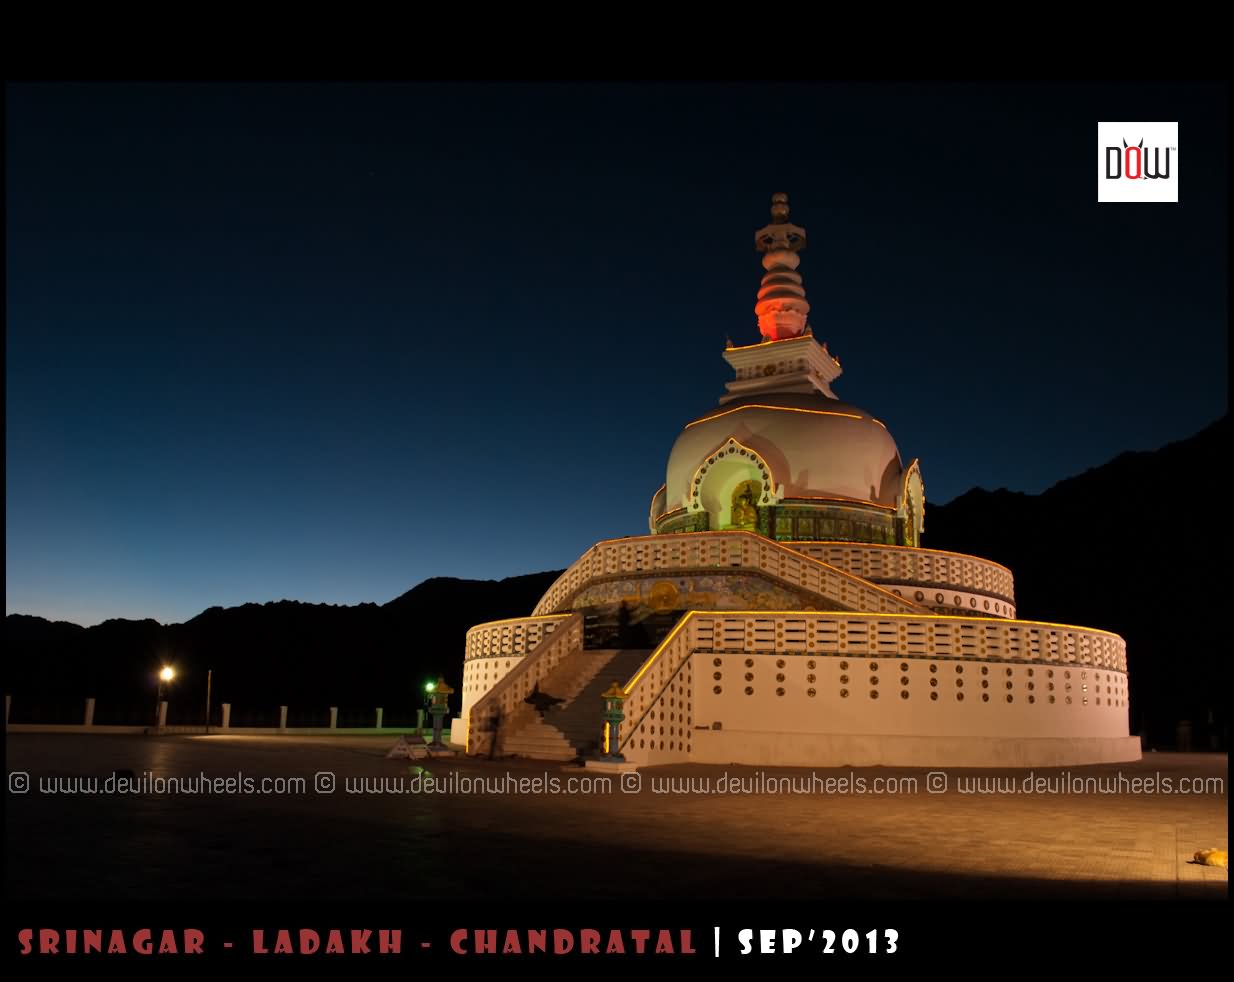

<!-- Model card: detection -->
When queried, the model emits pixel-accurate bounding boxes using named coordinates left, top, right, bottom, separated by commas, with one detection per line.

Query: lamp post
left=419, top=680, right=435, bottom=735
left=600, top=681, right=627, bottom=762
left=427, top=677, right=454, bottom=750
left=155, top=666, right=175, bottom=729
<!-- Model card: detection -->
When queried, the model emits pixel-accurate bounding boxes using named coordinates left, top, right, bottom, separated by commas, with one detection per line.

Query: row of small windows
left=700, top=647, right=1125, bottom=671
left=890, top=589, right=1013, bottom=616
left=711, top=656, right=1122, bottom=682
left=711, top=686, right=1117, bottom=706
left=461, top=658, right=518, bottom=693
left=465, top=655, right=1125, bottom=703
left=709, top=658, right=1125, bottom=706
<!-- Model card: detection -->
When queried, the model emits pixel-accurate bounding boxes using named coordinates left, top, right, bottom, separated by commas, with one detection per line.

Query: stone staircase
left=500, top=648, right=652, bottom=761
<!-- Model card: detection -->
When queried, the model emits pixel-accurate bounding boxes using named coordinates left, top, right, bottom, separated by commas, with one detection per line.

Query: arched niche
left=687, top=438, right=782, bottom=531
left=898, top=458, right=925, bottom=547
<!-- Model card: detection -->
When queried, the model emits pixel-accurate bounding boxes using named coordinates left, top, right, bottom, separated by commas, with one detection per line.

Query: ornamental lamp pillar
left=428, top=677, right=454, bottom=750
left=600, top=682, right=627, bottom=762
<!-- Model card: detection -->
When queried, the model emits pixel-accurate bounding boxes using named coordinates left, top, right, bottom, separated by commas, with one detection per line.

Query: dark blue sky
left=6, top=82, right=1228, bottom=626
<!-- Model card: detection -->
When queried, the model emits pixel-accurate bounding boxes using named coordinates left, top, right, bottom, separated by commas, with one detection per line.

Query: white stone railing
left=684, top=612, right=1125, bottom=669
left=465, top=613, right=584, bottom=755
left=616, top=616, right=695, bottom=764
left=787, top=541, right=1015, bottom=605
left=464, top=615, right=572, bottom=663
left=460, top=614, right=575, bottom=727
left=531, top=532, right=926, bottom=618
left=616, top=610, right=1126, bottom=764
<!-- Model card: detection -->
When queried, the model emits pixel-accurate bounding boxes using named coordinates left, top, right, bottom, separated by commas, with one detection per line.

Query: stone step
left=503, top=733, right=574, bottom=750
left=502, top=724, right=579, bottom=760
left=504, top=740, right=574, bottom=755
left=538, top=652, right=628, bottom=694
left=503, top=746, right=576, bottom=762
left=500, top=648, right=653, bottom=760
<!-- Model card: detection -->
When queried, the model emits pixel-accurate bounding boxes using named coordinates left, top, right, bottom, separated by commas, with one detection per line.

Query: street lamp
left=155, top=666, right=175, bottom=727
left=427, top=677, right=454, bottom=750
left=599, top=681, right=627, bottom=762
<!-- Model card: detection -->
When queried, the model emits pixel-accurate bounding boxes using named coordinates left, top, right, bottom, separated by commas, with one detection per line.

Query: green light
left=425, top=682, right=435, bottom=693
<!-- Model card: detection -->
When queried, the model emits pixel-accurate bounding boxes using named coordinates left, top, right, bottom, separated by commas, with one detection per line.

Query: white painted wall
left=618, top=650, right=1136, bottom=768
left=692, top=654, right=1129, bottom=741
left=460, top=654, right=527, bottom=725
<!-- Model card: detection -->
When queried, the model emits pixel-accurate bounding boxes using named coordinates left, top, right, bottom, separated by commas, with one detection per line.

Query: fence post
left=221, top=703, right=231, bottom=730
left=84, top=697, right=96, bottom=727
left=329, top=707, right=338, bottom=730
left=375, top=707, right=383, bottom=729
left=278, top=705, right=288, bottom=733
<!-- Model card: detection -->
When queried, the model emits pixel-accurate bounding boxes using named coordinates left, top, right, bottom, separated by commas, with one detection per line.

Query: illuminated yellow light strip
left=603, top=721, right=610, bottom=755
left=785, top=540, right=1015, bottom=577
left=623, top=614, right=692, bottom=694
left=683, top=405, right=864, bottom=429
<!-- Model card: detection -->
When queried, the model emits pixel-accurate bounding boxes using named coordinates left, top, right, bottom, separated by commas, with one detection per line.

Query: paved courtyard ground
left=5, top=735, right=1227, bottom=900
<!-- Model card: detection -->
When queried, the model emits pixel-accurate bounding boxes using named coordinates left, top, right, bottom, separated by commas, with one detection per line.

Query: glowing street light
left=155, top=665, right=176, bottom=728
left=427, top=677, right=454, bottom=750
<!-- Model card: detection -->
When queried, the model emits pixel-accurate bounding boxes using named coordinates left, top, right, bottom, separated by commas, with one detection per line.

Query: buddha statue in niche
left=729, top=481, right=760, bottom=530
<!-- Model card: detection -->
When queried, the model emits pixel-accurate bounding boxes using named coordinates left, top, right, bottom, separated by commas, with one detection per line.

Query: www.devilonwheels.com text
left=334, top=772, right=924, bottom=795
left=8, top=769, right=1223, bottom=798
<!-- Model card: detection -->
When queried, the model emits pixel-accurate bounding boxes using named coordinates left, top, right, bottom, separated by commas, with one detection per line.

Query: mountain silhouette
left=6, top=418, right=1227, bottom=748
left=4, top=573, right=559, bottom=728
left=925, top=415, right=1228, bottom=750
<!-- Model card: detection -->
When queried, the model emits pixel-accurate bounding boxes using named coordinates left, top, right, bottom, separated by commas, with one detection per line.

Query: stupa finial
left=753, top=193, right=810, bottom=341
left=769, top=191, right=791, bottom=223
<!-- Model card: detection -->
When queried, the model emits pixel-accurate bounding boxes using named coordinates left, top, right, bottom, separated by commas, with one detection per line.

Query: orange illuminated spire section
left=754, top=192, right=810, bottom=341
left=720, top=194, right=841, bottom=403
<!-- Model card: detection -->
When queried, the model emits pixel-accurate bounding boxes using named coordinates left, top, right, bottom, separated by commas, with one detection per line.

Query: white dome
left=664, top=392, right=903, bottom=514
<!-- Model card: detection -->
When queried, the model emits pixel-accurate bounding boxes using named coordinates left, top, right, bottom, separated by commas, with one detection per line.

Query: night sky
left=5, top=82, right=1228, bottom=626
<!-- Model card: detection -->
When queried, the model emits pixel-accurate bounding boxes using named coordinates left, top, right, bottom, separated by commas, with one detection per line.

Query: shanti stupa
left=455, top=194, right=1140, bottom=768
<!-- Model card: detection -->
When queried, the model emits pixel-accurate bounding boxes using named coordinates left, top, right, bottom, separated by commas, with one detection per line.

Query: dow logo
left=1097, top=122, right=1179, bottom=203
left=1106, top=138, right=1173, bottom=181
